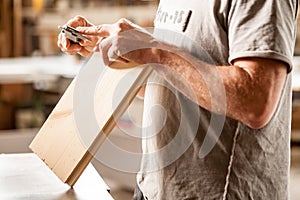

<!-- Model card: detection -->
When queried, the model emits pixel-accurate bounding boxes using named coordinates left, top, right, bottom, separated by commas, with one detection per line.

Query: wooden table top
left=0, top=153, right=114, bottom=200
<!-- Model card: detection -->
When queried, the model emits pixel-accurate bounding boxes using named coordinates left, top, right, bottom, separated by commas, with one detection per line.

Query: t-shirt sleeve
left=228, top=0, right=298, bottom=71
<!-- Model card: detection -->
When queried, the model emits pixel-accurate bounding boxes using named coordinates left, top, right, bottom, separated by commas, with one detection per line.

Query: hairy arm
left=58, top=17, right=288, bottom=129
left=154, top=48, right=288, bottom=129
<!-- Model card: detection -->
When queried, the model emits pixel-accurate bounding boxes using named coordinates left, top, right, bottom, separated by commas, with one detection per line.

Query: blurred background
left=0, top=1, right=299, bottom=199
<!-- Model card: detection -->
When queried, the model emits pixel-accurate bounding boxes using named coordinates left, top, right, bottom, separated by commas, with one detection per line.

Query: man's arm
left=155, top=48, right=287, bottom=129
left=58, top=17, right=289, bottom=129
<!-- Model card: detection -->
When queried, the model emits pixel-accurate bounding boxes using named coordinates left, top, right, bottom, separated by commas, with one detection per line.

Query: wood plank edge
left=66, top=67, right=153, bottom=186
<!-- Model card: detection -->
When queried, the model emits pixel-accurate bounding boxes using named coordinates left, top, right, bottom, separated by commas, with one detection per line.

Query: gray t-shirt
left=137, top=0, right=298, bottom=199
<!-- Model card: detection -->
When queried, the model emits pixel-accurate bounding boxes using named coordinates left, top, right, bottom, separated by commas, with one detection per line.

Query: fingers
left=58, top=15, right=98, bottom=56
left=78, top=47, right=93, bottom=57
left=77, top=37, right=98, bottom=57
left=99, top=37, right=112, bottom=66
left=76, top=24, right=115, bottom=39
left=95, top=19, right=137, bottom=65
left=58, top=17, right=144, bottom=60
left=79, top=33, right=99, bottom=50
left=76, top=25, right=102, bottom=35
left=76, top=19, right=138, bottom=38
left=57, top=32, right=82, bottom=55
left=99, top=36, right=130, bottom=66
left=74, top=23, right=121, bottom=61
left=96, top=24, right=116, bottom=37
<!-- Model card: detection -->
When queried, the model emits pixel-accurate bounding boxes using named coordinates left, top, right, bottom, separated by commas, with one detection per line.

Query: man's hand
left=77, top=18, right=160, bottom=67
left=57, top=16, right=99, bottom=57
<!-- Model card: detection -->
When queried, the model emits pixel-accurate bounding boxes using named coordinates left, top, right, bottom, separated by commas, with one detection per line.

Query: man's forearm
left=152, top=48, right=288, bottom=129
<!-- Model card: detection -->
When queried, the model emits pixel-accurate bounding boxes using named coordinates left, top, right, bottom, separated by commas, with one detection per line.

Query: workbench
left=0, top=153, right=113, bottom=200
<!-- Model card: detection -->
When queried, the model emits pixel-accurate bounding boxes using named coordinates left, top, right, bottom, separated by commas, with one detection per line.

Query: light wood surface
left=0, top=153, right=113, bottom=200
left=0, top=55, right=81, bottom=84
left=30, top=53, right=152, bottom=186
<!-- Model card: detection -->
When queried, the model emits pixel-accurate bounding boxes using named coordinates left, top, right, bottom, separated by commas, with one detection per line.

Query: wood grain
left=30, top=53, right=152, bottom=186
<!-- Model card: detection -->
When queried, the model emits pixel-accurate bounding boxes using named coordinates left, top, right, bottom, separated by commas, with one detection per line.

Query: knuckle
left=68, top=15, right=88, bottom=27
left=74, top=15, right=83, bottom=20
left=74, top=15, right=86, bottom=22
left=117, top=18, right=127, bottom=23
left=115, top=18, right=129, bottom=30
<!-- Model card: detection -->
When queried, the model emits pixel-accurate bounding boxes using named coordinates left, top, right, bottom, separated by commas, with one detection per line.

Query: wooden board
left=30, top=53, right=152, bottom=186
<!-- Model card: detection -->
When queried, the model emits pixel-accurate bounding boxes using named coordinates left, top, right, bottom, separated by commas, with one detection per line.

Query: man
left=58, top=0, right=298, bottom=199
